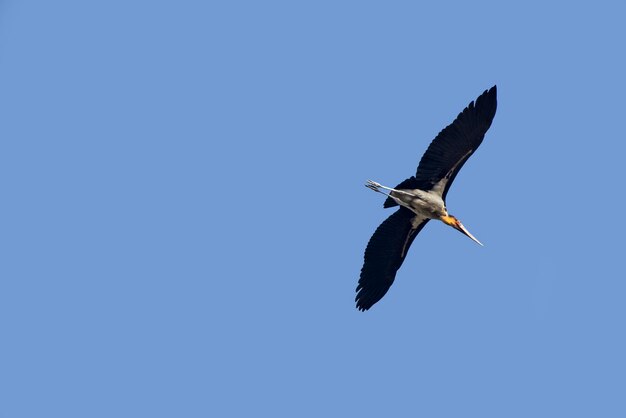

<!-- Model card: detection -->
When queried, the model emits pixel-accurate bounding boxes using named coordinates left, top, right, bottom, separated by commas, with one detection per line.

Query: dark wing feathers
left=356, top=208, right=429, bottom=311
left=358, top=86, right=497, bottom=311
left=380, top=86, right=497, bottom=209
left=414, top=85, right=497, bottom=200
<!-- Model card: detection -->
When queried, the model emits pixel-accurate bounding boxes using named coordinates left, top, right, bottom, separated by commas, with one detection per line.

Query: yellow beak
left=441, top=215, right=483, bottom=246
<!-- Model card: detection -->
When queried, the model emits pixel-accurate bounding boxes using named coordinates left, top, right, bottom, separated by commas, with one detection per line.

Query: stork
left=356, top=86, right=498, bottom=311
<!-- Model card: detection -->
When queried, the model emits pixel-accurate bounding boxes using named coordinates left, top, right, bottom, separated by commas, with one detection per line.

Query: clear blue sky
left=1, top=1, right=625, bottom=417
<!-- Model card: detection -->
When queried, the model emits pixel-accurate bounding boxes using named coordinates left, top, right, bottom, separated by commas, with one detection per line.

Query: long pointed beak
left=455, top=222, right=483, bottom=246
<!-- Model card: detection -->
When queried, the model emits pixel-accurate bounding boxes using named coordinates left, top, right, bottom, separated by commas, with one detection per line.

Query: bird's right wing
left=383, top=86, right=497, bottom=208
left=356, top=208, right=429, bottom=311
left=414, top=86, right=497, bottom=200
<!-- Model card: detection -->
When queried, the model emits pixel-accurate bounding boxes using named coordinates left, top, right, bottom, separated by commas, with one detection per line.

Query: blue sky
left=1, top=1, right=626, bottom=417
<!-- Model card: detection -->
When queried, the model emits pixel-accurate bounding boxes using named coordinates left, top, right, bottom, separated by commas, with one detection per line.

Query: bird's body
left=369, top=181, right=447, bottom=219
left=356, top=86, right=498, bottom=311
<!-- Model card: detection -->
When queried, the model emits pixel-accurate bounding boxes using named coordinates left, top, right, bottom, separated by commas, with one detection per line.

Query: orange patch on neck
left=440, top=215, right=457, bottom=227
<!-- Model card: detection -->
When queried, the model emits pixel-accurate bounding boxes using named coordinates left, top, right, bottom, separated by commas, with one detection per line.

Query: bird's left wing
left=356, top=208, right=429, bottom=311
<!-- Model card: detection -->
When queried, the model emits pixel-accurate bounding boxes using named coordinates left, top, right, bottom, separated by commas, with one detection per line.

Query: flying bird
left=356, top=86, right=498, bottom=311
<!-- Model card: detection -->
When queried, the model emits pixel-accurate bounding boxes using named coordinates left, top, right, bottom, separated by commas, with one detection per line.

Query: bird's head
left=440, top=215, right=483, bottom=246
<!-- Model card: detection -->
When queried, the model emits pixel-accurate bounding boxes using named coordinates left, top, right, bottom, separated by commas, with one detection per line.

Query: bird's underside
left=366, top=180, right=447, bottom=220
left=356, top=86, right=497, bottom=311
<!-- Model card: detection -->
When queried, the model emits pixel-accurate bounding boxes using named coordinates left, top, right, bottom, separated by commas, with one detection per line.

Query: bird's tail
left=382, top=177, right=419, bottom=208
